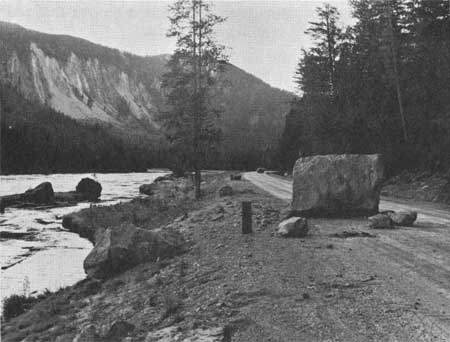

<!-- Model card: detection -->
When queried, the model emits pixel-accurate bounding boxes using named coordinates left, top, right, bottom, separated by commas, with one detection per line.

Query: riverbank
left=3, top=172, right=450, bottom=341
left=3, top=171, right=288, bottom=341
left=0, top=172, right=166, bottom=304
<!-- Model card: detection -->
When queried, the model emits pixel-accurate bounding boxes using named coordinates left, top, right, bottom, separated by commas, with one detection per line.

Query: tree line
left=280, top=0, right=450, bottom=176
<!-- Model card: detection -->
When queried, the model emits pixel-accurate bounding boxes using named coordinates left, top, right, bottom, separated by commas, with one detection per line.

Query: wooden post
left=242, top=201, right=252, bottom=234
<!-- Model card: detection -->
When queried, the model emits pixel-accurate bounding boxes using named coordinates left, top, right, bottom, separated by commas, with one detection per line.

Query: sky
left=0, top=0, right=353, bottom=92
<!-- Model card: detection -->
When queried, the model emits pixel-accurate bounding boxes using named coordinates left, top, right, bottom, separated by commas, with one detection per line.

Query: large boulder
left=23, top=182, right=55, bottom=204
left=388, top=210, right=417, bottom=226
left=76, top=178, right=102, bottom=201
left=292, top=154, right=384, bottom=217
left=139, top=184, right=155, bottom=196
left=84, top=223, right=186, bottom=279
left=62, top=213, right=97, bottom=243
left=277, top=217, right=308, bottom=238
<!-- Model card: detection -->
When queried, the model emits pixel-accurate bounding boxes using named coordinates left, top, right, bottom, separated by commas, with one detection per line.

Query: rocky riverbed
left=0, top=172, right=166, bottom=302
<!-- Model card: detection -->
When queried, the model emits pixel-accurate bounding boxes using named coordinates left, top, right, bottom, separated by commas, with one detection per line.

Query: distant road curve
left=244, top=172, right=450, bottom=226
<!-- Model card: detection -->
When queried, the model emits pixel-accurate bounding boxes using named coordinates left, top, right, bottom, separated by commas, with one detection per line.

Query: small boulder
left=368, top=213, right=393, bottom=229
left=76, top=178, right=102, bottom=201
left=256, top=168, right=266, bottom=173
left=277, top=217, right=309, bottom=238
left=23, top=182, right=54, bottom=204
left=219, top=185, right=233, bottom=197
left=84, top=223, right=186, bottom=279
left=139, top=183, right=155, bottom=196
left=388, top=211, right=417, bottom=226
left=230, top=174, right=242, bottom=181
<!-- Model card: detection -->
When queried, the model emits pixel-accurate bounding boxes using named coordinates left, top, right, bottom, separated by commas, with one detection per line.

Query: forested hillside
left=280, top=0, right=450, bottom=176
left=0, top=84, right=167, bottom=174
left=0, top=21, right=293, bottom=174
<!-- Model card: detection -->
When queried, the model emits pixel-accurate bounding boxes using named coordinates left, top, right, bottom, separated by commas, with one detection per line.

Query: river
left=0, top=172, right=166, bottom=302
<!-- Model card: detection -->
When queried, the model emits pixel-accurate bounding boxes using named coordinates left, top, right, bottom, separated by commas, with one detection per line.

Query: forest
left=280, top=0, right=450, bottom=176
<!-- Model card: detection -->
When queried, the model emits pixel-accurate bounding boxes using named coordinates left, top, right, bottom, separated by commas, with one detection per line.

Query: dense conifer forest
left=280, top=0, right=450, bottom=176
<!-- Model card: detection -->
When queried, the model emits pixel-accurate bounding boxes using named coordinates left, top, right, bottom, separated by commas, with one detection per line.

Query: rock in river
left=84, top=223, right=186, bottom=279
left=23, top=182, right=55, bottom=204
left=292, top=154, right=384, bottom=217
left=76, top=178, right=102, bottom=201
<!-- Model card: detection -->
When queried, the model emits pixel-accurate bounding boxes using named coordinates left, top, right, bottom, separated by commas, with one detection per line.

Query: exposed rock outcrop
left=292, top=154, right=384, bottom=217
left=83, top=223, right=186, bottom=279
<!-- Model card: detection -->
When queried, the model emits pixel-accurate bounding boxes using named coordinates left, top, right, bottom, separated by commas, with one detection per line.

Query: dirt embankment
left=2, top=173, right=450, bottom=342
left=382, top=171, right=450, bottom=204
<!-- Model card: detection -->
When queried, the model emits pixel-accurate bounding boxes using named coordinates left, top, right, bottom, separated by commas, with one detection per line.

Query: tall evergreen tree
left=281, top=0, right=450, bottom=174
left=162, top=0, right=227, bottom=198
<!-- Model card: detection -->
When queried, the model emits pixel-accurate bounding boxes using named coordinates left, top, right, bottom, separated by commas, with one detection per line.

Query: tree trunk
left=387, top=0, right=408, bottom=143
left=194, top=169, right=201, bottom=199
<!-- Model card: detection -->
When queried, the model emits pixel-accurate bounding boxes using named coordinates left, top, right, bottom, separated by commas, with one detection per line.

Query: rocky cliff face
left=2, top=23, right=163, bottom=127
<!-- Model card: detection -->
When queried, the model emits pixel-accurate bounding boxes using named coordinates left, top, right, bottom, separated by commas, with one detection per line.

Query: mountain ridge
left=0, top=20, right=294, bottom=172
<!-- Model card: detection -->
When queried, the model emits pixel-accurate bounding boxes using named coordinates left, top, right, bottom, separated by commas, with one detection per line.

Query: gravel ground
left=2, top=173, right=450, bottom=341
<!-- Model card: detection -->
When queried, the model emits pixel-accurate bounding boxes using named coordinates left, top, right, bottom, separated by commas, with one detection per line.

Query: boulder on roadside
left=388, top=210, right=417, bottom=226
left=76, top=178, right=102, bottom=201
left=139, top=184, right=155, bottom=196
left=292, top=154, right=384, bottom=217
left=23, top=182, right=55, bottom=204
left=83, top=223, right=186, bottom=279
left=368, top=213, right=393, bottom=229
left=277, top=217, right=309, bottom=238
left=219, top=185, right=233, bottom=197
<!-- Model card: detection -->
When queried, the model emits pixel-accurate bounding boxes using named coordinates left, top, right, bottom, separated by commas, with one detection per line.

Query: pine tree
left=296, top=4, right=345, bottom=97
left=162, top=0, right=227, bottom=199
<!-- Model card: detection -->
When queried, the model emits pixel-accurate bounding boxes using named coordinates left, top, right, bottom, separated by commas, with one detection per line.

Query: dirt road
left=242, top=171, right=450, bottom=341
left=244, top=172, right=450, bottom=226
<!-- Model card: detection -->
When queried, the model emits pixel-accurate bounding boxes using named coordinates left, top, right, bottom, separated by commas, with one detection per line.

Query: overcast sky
left=0, top=0, right=353, bottom=92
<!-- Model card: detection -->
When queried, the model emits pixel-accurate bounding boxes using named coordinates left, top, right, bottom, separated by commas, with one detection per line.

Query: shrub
left=2, top=294, right=38, bottom=321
